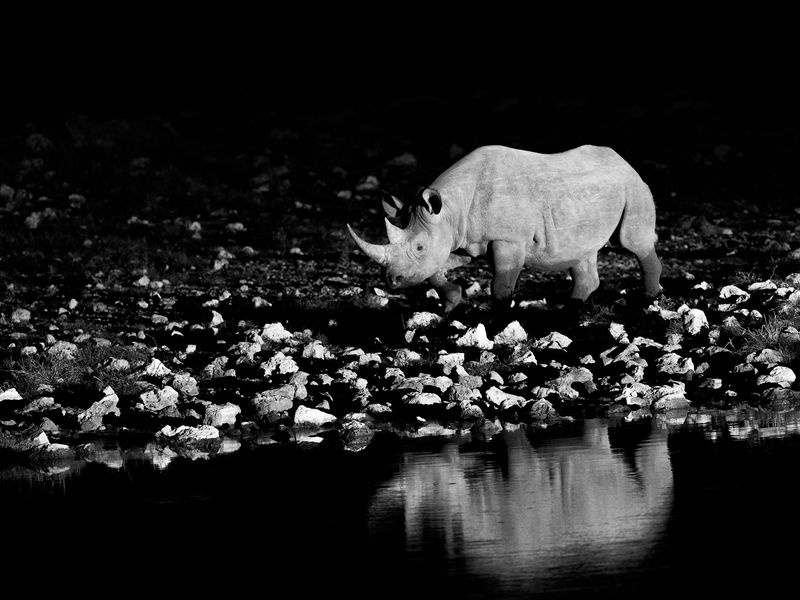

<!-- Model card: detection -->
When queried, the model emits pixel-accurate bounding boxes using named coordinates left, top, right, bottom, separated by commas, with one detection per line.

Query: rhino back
left=433, top=145, right=646, bottom=262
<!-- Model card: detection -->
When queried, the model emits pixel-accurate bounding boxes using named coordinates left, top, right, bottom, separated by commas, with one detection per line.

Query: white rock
left=647, top=382, right=691, bottom=411
left=294, top=405, right=337, bottom=427
left=11, top=308, right=31, bottom=324
left=747, top=348, right=785, bottom=366
left=511, top=350, right=538, bottom=365
left=699, top=378, right=723, bottom=390
left=719, top=285, right=750, bottom=302
left=261, top=352, right=299, bottom=377
left=140, top=386, right=179, bottom=411
left=518, top=298, right=548, bottom=310
left=406, top=311, right=443, bottom=330
left=656, top=353, right=695, bottom=377
left=747, top=280, right=777, bottom=292
left=203, top=403, right=241, bottom=427
left=485, top=387, right=525, bottom=407
left=683, top=308, right=708, bottom=335
left=358, top=353, right=382, bottom=366
left=393, top=348, right=422, bottom=367
left=757, top=366, right=796, bottom=388
left=303, top=340, right=333, bottom=360
left=436, top=352, right=465, bottom=374
left=145, top=358, right=172, bottom=377
left=612, top=382, right=653, bottom=406
left=158, top=424, right=219, bottom=444
left=262, top=322, right=293, bottom=342
left=609, top=322, right=629, bottom=344
left=0, top=388, right=23, bottom=402
left=464, top=281, right=482, bottom=297
left=48, top=341, right=78, bottom=360
left=456, top=323, right=494, bottom=350
left=493, top=321, right=527, bottom=346
left=545, top=367, right=596, bottom=400
left=210, top=310, right=224, bottom=327
left=532, top=331, right=572, bottom=350
left=406, top=392, right=442, bottom=406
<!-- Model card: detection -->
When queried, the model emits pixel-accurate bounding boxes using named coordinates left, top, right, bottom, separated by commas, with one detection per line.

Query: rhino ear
left=381, top=192, right=403, bottom=219
left=421, top=188, right=442, bottom=215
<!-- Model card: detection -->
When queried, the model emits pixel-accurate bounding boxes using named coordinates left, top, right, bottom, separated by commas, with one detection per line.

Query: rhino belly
left=524, top=194, right=622, bottom=270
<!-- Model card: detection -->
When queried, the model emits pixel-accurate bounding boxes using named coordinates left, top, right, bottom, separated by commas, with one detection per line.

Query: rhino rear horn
left=384, top=217, right=405, bottom=245
left=347, top=224, right=390, bottom=266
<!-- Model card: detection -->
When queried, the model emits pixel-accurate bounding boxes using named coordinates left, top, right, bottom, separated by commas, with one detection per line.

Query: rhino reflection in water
left=368, top=420, right=672, bottom=587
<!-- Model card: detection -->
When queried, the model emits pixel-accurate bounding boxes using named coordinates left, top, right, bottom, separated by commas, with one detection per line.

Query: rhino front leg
left=428, top=272, right=463, bottom=314
left=490, top=241, right=526, bottom=309
left=569, top=253, right=600, bottom=300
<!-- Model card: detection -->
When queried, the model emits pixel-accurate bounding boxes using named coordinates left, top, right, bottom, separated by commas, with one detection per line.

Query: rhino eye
left=416, top=243, right=424, bottom=252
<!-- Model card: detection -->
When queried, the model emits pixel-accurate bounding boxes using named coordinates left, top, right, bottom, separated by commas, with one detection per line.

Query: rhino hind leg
left=569, top=253, right=600, bottom=300
left=489, top=241, right=526, bottom=309
left=633, top=247, right=663, bottom=296
left=428, top=272, right=463, bottom=313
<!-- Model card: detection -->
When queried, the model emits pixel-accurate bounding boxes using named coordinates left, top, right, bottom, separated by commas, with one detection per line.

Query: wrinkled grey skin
left=348, top=145, right=662, bottom=313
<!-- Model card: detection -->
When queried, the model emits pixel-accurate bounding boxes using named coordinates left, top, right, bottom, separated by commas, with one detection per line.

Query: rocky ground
left=1, top=88, right=799, bottom=468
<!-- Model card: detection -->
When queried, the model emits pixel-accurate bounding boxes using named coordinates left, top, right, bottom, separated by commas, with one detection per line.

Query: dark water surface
left=2, top=412, right=800, bottom=599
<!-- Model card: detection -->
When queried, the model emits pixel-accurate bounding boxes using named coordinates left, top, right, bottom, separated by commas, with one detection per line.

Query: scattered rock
left=532, top=332, right=572, bottom=350
left=405, top=392, right=442, bottom=406
left=261, top=352, right=299, bottom=377
left=303, top=340, right=334, bottom=360
left=485, top=387, right=525, bottom=408
left=394, top=348, right=422, bottom=367
left=437, top=352, right=465, bottom=375
left=18, top=397, right=58, bottom=415
left=493, top=321, right=527, bottom=346
left=656, top=353, right=695, bottom=378
left=78, top=387, right=121, bottom=432
left=683, top=308, right=709, bottom=335
left=528, top=399, right=558, bottom=421
left=719, top=285, right=750, bottom=302
left=252, top=385, right=296, bottom=422
left=0, top=388, right=23, bottom=402
left=139, top=386, right=179, bottom=412
left=545, top=367, right=596, bottom=400
left=48, top=341, right=78, bottom=360
left=609, top=322, right=629, bottom=344
left=157, top=424, right=220, bottom=445
left=406, top=312, right=443, bottom=330
left=456, top=324, right=494, bottom=350
left=203, top=403, right=241, bottom=427
left=647, top=382, right=691, bottom=411
left=747, top=348, right=785, bottom=366
left=294, top=405, right=337, bottom=427
left=11, top=308, right=31, bottom=324
left=202, top=356, right=229, bottom=379
left=757, top=366, right=796, bottom=388
left=145, top=358, right=172, bottom=377
left=171, top=373, right=199, bottom=397
left=262, top=322, right=293, bottom=342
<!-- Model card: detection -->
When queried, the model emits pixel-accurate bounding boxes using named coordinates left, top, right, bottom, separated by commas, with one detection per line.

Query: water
left=2, top=411, right=800, bottom=599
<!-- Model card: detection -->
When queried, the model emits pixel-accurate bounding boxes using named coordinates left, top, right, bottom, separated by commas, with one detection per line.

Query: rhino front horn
left=347, top=224, right=389, bottom=266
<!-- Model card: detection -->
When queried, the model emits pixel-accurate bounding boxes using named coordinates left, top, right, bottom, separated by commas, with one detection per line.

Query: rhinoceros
left=347, top=145, right=662, bottom=313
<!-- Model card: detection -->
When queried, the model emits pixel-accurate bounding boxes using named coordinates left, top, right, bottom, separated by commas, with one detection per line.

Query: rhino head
left=347, top=189, right=457, bottom=289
